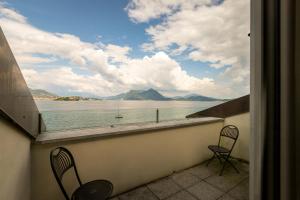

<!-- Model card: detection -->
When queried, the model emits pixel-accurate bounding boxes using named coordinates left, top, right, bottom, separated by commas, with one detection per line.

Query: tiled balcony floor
left=111, top=159, right=249, bottom=200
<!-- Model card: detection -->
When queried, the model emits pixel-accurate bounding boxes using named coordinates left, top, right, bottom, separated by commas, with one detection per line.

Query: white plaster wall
left=224, top=112, right=250, bottom=161
left=0, top=117, right=31, bottom=200
left=31, top=121, right=223, bottom=200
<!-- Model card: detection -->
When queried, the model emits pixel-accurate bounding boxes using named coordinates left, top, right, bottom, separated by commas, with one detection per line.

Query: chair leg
left=219, top=154, right=240, bottom=175
left=208, top=152, right=240, bottom=176
left=226, top=159, right=240, bottom=174
left=219, top=161, right=227, bottom=176
left=215, top=153, right=224, bottom=165
left=206, top=154, right=215, bottom=166
left=219, top=154, right=227, bottom=175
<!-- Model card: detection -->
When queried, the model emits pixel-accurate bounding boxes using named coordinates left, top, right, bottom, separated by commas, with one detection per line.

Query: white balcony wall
left=0, top=117, right=31, bottom=200
left=31, top=121, right=223, bottom=200
left=225, top=112, right=250, bottom=161
left=0, top=112, right=249, bottom=200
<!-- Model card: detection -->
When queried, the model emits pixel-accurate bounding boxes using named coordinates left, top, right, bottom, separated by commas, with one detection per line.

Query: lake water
left=35, top=100, right=223, bottom=132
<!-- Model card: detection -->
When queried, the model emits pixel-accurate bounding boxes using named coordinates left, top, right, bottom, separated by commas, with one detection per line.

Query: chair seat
left=72, top=180, right=113, bottom=200
left=208, top=145, right=230, bottom=154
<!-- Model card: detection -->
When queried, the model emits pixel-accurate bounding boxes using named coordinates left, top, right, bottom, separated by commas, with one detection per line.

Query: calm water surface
left=35, top=100, right=222, bottom=132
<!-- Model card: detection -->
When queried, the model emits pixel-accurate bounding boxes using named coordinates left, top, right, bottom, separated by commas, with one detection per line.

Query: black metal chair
left=50, top=147, right=113, bottom=200
left=206, top=125, right=240, bottom=176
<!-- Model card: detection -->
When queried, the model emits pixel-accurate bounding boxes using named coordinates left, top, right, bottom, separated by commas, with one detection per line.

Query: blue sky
left=0, top=0, right=250, bottom=98
left=9, top=0, right=220, bottom=78
left=10, top=1, right=145, bottom=49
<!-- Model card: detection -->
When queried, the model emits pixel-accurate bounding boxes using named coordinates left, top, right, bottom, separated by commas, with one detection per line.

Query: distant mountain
left=183, top=93, right=201, bottom=98
left=173, top=94, right=198, bottom=100
left=30, top=89, right=58, bottom=99
left=30, top=88, right=224, bottom=101
left=106, top=89, right=223, bottom=101
left=172, top=94, right=198, bottom=99
left=175, top=95, right=221, bottom=101
left=106, top=89, right=171, bottom=101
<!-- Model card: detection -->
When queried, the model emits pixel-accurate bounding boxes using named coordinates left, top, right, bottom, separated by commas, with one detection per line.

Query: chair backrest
left=50, top=147, right=82, bottom=200
left=218, top=125, right=239, bottom=152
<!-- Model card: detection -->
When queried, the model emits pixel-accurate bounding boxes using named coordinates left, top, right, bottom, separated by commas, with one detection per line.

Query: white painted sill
left=35, top=117, right=224, bottom=144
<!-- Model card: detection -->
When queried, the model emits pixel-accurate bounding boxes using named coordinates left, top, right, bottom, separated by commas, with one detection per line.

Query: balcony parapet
left=36, top=117, right=223, bottom=144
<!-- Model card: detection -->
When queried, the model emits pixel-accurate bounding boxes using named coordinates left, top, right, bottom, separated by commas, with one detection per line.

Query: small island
left=54, top=96, right=102, bottom=101
left=30, top=89, right=102, bottom=101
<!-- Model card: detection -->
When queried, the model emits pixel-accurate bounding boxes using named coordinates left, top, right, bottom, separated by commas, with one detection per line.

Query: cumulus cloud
left=118, top=52, right=226, bottom=94
left=105, top=44, right=131, bottom=63
left=0, top=12, right=116, bottom=78
left=16, top=54, right=56, bottom=65
left=21, top=52, right=230, bottom=97
left=125, top=0, right=210, bottom=23
left=127, top=0, right=250, bottom=96
left=0, top=2, right=27, bottom=23
left=22, top=68, right=120, bottom=96
left=128, top=0, right=249, bottom=67
left=0, top=4, right=233, bottom=98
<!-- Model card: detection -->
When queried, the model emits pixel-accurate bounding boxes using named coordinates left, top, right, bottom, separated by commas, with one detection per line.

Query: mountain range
left=30, top=89, right=58, bottom=99
left=105, top=88, right=222, bottom=101
left=30, top=88, right=223, bottom=101
left=105, top=89, right=171, bottom=101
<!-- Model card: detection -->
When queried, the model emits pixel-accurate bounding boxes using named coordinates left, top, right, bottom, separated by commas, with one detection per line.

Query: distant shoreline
left=31, top=88, right=228, bottom=102
left=34, top=98, right=227, bottom=102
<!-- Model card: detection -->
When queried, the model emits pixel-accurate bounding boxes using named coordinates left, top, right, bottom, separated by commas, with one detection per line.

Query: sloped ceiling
left=0, top=27, right=44, bottom=137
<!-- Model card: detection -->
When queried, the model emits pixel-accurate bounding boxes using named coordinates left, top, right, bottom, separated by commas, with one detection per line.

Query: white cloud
left=118, top=51, right=226, bottom=94
left=22, top=52, right=231, bottom=98
left=16, top=54, right=56, bottom=65
left=22, top=68, right=119, bottom=96
left=0, top=11, right=114, bottom=77
left=0, top=3, right=27, bottom=23
left=0, top=4, right=234, bottom=98
left=127, top=0, right=250, bottom=96
left=105, top=44, right=131, bottom=63
left=138, top=0, right=249, bottom=67
left=125, top=0, right=210, bottom=23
